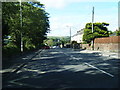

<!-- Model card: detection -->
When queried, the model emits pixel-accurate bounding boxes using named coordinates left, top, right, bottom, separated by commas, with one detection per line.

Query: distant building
left=71, top=29, right=84, bottom=43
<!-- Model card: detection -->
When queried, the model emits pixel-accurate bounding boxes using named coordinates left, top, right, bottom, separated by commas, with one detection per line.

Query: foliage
left=45, top=39, right=54, bottom=46
left=116, top=30, right=120, bottom=36
left=110, top=28, right=120, bottom=36
left=2, top=2, right=50, bottom=52
left=44, top=36, right=70, bottom=46
left=83, top=22, right=110, bottom=43
left=116, top=27, right=120, bottom=36
left=2, top=42, right=20, bottom=57
left=109, top=31, right=113, bottom=35
left=71, top=41, right=77, bottom=44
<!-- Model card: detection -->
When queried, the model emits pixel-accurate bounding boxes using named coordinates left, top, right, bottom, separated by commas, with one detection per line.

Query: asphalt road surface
left=2, top=48, right=120, bottom=89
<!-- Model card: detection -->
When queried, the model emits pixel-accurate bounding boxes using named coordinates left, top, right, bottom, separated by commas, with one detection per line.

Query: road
left=2, top=48, right=120, bottom=88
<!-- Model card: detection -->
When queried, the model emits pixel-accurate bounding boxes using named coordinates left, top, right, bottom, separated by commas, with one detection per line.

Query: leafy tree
left=116, top=27, right=120, bottom=36
left=116, top=31, right=120, bottom=36
left=2, top=2, right=50, bottom=50
left=2, top=2, right=20, bottom=46
left=45, top=39, right=54, bottom=46
left=83, top=22, right=109, bottom=43
left=108, top=30, right=113, bottom=35
left=44, top=36, right=70, bottom=46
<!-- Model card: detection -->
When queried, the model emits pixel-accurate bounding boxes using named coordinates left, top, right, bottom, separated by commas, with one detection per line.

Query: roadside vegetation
left=114, top=27, right=120, bottom=36
left=44, top=36, right=70, bottom=47
left=2, top=2, right=50, bottom=57
left=2, top=2, right=120, bottom=57
left=82, top=22, right=117, bottom=44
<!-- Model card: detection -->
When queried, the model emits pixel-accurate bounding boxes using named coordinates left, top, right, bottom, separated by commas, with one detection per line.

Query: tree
left=45, top=39, right=54, bottom=46
left=83, top=22, right=110, bottom=43
left=2, top=2, right=20, bottom=45
left=2, top=2, right=50, bottom=50
left=116, top=27, right=120, bottom=36
left=44, top=36, right=70, bottom=47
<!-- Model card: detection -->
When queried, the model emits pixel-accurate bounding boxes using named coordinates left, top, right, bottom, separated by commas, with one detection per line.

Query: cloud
left=48, top=13, right=118, bottom=36
left=47, top=15, right=87, bottom=36
left=37, top=0, right=118, bottom=36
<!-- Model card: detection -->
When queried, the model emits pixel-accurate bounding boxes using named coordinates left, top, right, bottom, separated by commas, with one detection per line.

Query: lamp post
left=70, top=27, right=71, bottom=43
left=20, top=0, right=23, bottom=52
left=66, top=26, right=71, bottom=43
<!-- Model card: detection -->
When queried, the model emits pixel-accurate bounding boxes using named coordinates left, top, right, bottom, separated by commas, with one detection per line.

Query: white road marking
left=56, top=50, right=115, bottom=78
left=0, top=69, right=13, bottom=73
left=84, top=62, right=114, bottom=77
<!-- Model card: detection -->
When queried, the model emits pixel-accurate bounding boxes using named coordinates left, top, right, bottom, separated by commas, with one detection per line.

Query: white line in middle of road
left=84, top=62, right=114, bottom=77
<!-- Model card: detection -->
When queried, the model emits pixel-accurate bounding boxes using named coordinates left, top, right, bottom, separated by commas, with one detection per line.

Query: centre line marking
left=84, top=62, right=114, bottom=77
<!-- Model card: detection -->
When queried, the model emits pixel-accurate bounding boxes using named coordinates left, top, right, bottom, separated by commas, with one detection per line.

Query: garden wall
left=81, top=36, right=120, bottom=52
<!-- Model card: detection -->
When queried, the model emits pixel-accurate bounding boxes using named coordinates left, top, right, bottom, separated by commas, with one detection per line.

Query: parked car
left=52, top=46, right=60, bottom=48
left=43, top=46, right=50, bottom=49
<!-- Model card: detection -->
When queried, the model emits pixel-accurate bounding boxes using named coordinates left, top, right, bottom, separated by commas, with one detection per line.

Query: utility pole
left=70, top=27, right=71, bottom=43
left=91, top=6, right=94, bottom=50
left=20, top=0, right=23, bottom=52
left=118, top=2, right=120, bottom=30
left=66, top=25, right=72, bottom=43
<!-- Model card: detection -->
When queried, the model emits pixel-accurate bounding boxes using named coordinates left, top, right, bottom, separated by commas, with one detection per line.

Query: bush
left=2, top=42, right=20, bottom=57
left=25, top=41, right=36, bottom=51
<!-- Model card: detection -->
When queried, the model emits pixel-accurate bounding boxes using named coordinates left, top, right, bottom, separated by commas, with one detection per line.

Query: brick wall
left=94, top=36, right=120, bottom=43
left=81, top=36, right=120, bottom=52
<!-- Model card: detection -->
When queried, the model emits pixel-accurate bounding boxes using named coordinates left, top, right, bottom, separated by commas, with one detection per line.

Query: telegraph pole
left=66, top=25, right=72, bottom=43
left=91, top=6, right=94, bottom=50
left=70, top=27, right=71, bottom=43
left=118, top=2, right=120, bottom=30
left=20, top=0, right=23, bottom=52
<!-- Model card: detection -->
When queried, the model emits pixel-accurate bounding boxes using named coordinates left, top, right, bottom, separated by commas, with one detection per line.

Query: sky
left=37, top=0, right=119, bottom=36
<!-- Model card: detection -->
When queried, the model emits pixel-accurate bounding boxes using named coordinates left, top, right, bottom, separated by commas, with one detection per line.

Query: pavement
left=1, top=49, right=43, bottom=74
left=79, top=49, right=119, bottom=58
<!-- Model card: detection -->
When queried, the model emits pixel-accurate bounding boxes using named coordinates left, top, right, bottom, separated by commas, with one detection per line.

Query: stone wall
left=94, top=43, right=120, bottom=52
left=81, top=36, right=120, bottom=52
left=94, top=36, right=120, bottom=43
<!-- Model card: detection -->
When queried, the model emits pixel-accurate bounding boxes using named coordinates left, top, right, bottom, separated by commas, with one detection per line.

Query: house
left=71, top=28, right=84, bottom=43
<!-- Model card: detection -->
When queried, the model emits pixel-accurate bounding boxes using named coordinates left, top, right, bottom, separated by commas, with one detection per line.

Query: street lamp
left=66, top=25, right=71, bottom=43
left=20, top=0, right=23, bottom=52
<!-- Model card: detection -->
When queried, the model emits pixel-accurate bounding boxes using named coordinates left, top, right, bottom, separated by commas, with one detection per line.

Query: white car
left=52, top=46, right=59, bottom=48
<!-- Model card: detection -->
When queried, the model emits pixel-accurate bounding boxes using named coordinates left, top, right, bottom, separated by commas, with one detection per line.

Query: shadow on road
left=2, top=68, right=119, bottom=88
left=2, top=49, right=120, bottom=89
